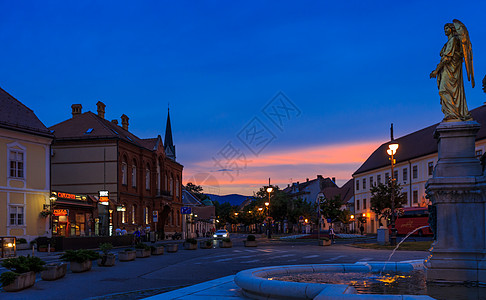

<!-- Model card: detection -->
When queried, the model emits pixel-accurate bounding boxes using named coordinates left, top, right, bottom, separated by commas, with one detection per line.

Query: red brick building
left=49, top=102, right=183, bottom=237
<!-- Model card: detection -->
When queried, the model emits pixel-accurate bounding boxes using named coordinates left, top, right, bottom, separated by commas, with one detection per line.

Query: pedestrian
left=115, top=227, right=122, bottom=236
left=329, top=226, right=335, bottom=244
left=121, top=227, right=127, bottom=235
left=140, top=227, right=146, bottom=242
left=134, top=228, right=141, bottom=244
left=360, top=225, right=365, bottom=235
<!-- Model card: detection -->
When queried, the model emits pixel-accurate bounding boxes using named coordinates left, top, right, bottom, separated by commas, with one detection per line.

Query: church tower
left=164, top=108, right=176, bottom=160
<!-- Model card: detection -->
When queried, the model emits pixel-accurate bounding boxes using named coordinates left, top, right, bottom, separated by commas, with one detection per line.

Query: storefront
left=50, top=191, right=97, bottom=237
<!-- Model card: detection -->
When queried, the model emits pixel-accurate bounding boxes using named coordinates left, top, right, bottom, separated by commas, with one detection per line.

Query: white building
left=353, top=104, right=486, bottom=234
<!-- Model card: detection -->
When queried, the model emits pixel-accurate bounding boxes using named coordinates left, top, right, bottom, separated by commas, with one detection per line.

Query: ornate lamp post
left=387, top=143, right=399, bottom=246
left=266, top=184, right=273, bottom=239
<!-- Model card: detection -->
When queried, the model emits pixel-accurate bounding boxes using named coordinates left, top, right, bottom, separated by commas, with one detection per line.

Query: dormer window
left=85, top=128, right=93, bottom=134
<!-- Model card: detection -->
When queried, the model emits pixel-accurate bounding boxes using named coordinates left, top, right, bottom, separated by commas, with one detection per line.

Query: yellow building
left=0, top=87, right=53, bottom=242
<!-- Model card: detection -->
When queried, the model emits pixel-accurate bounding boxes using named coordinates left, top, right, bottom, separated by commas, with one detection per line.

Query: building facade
left=353, top=104, right=486, bottom=234
left=50, top=102, right=183, bottom=237
left=0, top=87, right=53, bottom=242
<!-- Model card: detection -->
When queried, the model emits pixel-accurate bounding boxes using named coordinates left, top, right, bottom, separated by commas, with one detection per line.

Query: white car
left=213, top=229, right=229, bottom=239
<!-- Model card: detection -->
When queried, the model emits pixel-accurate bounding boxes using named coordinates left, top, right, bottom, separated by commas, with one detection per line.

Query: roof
left=320, top=178, right=354, bottom=205
left=49, top=111, right=160, bottom=151
left=0, top=86, right=52, bottom=138
left=283, top=176, right=337, bottom=195
left=182, top=189, right=203, bottom=206
left=353, top=104, right=486, bottom=175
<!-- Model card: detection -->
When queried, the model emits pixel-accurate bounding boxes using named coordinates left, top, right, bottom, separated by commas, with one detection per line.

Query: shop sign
left=153, top=210, right=158, bottom=223
left=99, top=190, right=109, bottom=205
left=58, top=192, right=76, bottom=200
left=53, top=209, right=69, bottom=216
left=116, top=206, right=126, bottom=212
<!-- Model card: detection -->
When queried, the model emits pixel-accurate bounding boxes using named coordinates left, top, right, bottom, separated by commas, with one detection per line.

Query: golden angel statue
left=430, top=19, right=474, bottom=122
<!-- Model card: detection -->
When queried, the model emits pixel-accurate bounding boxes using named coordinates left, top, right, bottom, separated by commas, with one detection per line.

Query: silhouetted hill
left=206, top=194, right=251, bottom=206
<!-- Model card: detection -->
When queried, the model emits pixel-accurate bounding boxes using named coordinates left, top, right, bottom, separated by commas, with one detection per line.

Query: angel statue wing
left=453, top=19, right=475, bottom=88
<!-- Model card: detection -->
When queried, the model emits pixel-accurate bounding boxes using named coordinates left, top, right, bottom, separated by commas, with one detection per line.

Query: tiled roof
left=353, top=104, right=486, bottom=176
left=182, top=189, right=202, bottom=206
left=49, top=111, right=159, bottom=151
left=321, top=179, right=353, bottom=205
left=0, top=87, right=52, bottom=137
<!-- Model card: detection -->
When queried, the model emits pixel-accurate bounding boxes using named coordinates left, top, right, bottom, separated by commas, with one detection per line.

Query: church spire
left=164, top=108, right=176, bottom=160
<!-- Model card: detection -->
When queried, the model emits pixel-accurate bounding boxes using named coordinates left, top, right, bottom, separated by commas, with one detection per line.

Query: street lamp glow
left=387, top=143, right=399, bottom=156
left=265, top=202, right=269, bottom=206
left=350, top=215, right=354, bottom=219
left=266, top=187, right=273, bottom=193
left=362, top=213, right=366, bottom=217
left=234, top=212, right=238, bottom=216
left=258, top=207, right=263, bottom=211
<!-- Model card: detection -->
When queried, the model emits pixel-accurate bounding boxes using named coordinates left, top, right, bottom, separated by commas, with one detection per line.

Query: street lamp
left=266, top=183, right=273, bottom=239
left=387, top=142, right=399, bottom=246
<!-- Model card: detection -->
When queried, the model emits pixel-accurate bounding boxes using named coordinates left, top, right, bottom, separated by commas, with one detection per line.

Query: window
left=356, top=199, right=360, bottom=211
left=121, top=207, right=126, bottom=223
left=132, top=164, right=137, bottom=187
left=363, top=199, right=367, bottom=210
left=412, top=165, right=418, bottom=179
left=385, top=173, right=390, bottom=182
left=170, top=176, right=174, bottom=195
left=121, top=162, right=127, bottom=185
left=85, top=128, right=93, bottom=134
left=369, top=176, right=373, bottom=188
left=393, top=170, right=398, bottom=181
left=403, top=192, right=408, bottom=206
left=175, top=178, right=180, bottom=197
left=145, top=166, right=150, bottom=190
left=356, top=180, right=360, bottom=191
left=132, top=205, right=136, bottom=224
left=145, top=207, right=149, bottom=224
left=377, top=175, right=381, bottom=184
left=9, top=150, right=24, bottom=178
left=428, top=162, right=434, bottom=176
left=476, top=149, right=483, bottom=159
left=157, top=165, right=161, bottom=192
left=9, top=206, right=24, bottom=226
left=363, top=178, right=366, bottom=190
left=413, top=190, right=419, bottom=204
left=403, top=168, right=408, bottom=182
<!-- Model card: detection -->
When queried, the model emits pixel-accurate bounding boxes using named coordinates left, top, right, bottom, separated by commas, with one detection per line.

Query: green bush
left=124, top=248, right=134, bottom=252
left=135, top=243, right=150, bottom=250
left=222, top=237, right=231, bottom=243
left=247, top=235, right=256, bottom=241
left=185, top=238, right=197, bottom=245
left=61, top=249, right=100, bottom=263
left=99, top=243, right=113, bottom=255
left=16, top=238, right=27, bottom=244
left=1, top=255, right=46, bottom=273
left=0, top=271, right=20, bottom=287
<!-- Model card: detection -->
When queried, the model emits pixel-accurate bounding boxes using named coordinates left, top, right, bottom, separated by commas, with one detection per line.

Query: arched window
left=175, top=177, right=180, bottom=198
left=165, top=173, right=168, bottom=192
left=121, top=204, right=127, bottom=223
left=145, top=164, right=150, bottom=191
left=132, top=205, right=136, bottom=224
left=170, top=175, right=174, bottom=195
left=122, top=158, right=127, bottom=185
left=132, top=160, right=137, bottom=187
left=144, top=207, right=149, bottom=224
left=157, top=164, right=161, bottom=193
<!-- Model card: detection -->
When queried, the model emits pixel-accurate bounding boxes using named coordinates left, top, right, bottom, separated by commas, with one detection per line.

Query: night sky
left=1, top=1, right=485, bottom=195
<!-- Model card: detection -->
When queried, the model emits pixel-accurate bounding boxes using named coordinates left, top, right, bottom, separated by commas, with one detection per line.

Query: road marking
left=214, top=258, right=233, bottom=262
left=358, top=257, right=372, bottom=261
left=303, top=255, right=319, bottom=259
left=324, top=255, right=346, bottom=262
left=237, top=255, right=256, bottom=259
left=271, top=254, right=296, bottom=259
left=241, top=260, right=260, bottom=263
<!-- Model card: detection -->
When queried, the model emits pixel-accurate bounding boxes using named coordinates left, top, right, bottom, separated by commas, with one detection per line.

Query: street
left=0, top=235, right=429, bottom=300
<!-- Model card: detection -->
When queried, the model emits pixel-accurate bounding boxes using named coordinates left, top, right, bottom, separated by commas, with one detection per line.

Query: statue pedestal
left=426, top=121, right=486, bottom=283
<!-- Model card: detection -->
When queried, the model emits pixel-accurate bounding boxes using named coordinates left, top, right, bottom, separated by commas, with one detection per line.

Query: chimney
left=111, top=119, right=118, bottom=125
left=71, top=104, right=82, bottom=118
left=332, top=177, right=336, bottom=183
left=121, top=114, right=129, bottom=131
left=317, top=175, right=323, bottom=179
left=306, top=178, right=309, bottom=182
left=96, top=101, right=106, bottom=119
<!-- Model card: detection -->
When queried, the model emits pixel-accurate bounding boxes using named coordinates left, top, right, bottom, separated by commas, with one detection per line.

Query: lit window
left=476, top=149, right=483, bottom=159
left=145, top=207, right=149, bottom=224
left=9, top=206, right=24, bottom=226
left=121, top=206, right=126, bottom=223
left=9, top=150, right=24, bottom=178
left=132, top=205, right=136, bottom=224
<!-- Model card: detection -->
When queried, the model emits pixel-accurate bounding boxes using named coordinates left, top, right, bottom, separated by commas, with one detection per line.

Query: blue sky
left=1, top=1, right=486, bottom=195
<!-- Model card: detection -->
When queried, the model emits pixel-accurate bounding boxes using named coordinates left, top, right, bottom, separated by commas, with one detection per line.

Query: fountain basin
left=234, top=261, right=433, bottom=299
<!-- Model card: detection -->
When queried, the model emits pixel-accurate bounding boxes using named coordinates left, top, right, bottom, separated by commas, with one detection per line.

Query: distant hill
left=206, top=194, right=251, bottom=206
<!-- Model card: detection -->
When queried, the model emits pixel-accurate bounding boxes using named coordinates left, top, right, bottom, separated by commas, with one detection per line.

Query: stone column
left=426, top=121, right=486, bottom=283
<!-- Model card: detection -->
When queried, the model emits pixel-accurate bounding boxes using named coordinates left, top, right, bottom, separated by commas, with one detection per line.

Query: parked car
left=213, top=229, right=229, bottom=239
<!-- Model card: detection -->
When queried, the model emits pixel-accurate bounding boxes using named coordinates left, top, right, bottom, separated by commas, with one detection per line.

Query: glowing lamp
left=266, top=187, right=273, bottom=193
left=265, top=202, right=269, bottom=206
left=387, top=143, right=399, bottom=156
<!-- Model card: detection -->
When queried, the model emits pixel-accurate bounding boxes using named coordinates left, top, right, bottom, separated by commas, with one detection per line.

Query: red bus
left=392, top=207, right=432, bottom=236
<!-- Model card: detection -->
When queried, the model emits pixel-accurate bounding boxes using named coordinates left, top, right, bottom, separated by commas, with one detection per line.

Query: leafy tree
left=214, top=201, right=238, bottom=226
left=370, top=181, right=407, bottom=225
left=185, top=182, right=210, bottom=200
left=319, top=195, right=343, bottom=224
left=337, top=209, right=353, bottom=225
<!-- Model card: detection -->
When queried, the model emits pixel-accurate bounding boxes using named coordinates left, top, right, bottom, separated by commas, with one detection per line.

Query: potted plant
left=61, top=249, right=100, bottom=273
left=244, top=235, right=257, bottom=247
left=319, top=237, right=331, bottom=246
left=165, top=244, right=178, bottom=253
left=199, top=240, right=213, bottom=249
left=41, top=263, right=67, bottom=281
left=184, top=238, right=198, bottom=250
left=97, top=243, right=116, bottom=267
left=151, top=244, right=164, bottom=255
left=119, top=248, right=136, bottom=261
left=1, top=256, right=45, bottom=292
left=135, top=243, right=151, bottom=258
left=219, top=237, right=232, bottom=248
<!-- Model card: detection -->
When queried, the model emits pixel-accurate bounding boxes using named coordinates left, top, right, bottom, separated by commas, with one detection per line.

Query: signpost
left=181, top=207, right=191, bottom=214
left=99, top=190, right=109, bottom=205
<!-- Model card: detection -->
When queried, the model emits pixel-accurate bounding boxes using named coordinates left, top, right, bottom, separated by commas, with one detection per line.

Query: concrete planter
left=244, top=240, right=257, bottom=247
left=70, top=260, right=92, bottom=273
left=151, top=246, right=164, bottom=255
left=199, top=241, right=213, bottom=249
left=97, top=254, right=116, bottom=267
left=319, top=239, right=331, bottom=246
left=119, top=250, right=136, bottom=261
left=165, top=244, right=178, bottom=253
left=41, top=263, right=67, bottom=281
left=184, top=242, right=198, bottom=250
left=136, top=249, right=151, bottom=258
left=2, top=271, right=36, bottom=292
left=219, top=240, right=233, bottom=248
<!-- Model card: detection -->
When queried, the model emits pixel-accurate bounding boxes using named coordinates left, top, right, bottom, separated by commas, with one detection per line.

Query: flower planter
left=219, top=241, right=233, bottom=248
left=70, top=260, right=92, bottom=273
left=151, top=246, right=164, bottom=255
left=244, top=240, right=257, bottom=247
left=136, top=249, right=151, bottom=258
left=199, top=241, right=213, bottom=249
left=41, top=263, right=67, bottom=281
left=165, top=244, right=178, bottom=253
left=119, top=250, right=136, bottom=261
left=97, top=254, right=116, bottom=267
left=2, top=271, right=36, bottom=292
left=184, top=242, right=197, bottom=250
left=319, top=239, right=331, bottom=246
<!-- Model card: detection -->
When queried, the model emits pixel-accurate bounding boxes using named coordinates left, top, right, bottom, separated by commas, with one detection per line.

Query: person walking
left=329, top=226, right=336, bottom=244
left=360, top=225, right=365, bottom=236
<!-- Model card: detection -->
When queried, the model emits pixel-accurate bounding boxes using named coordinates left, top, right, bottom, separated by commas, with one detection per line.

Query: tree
left=319, top=195, right=343, bottom=224
left=185, top=182, right=210, bottom=200
left=370, top=181, right=407, bottom=225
